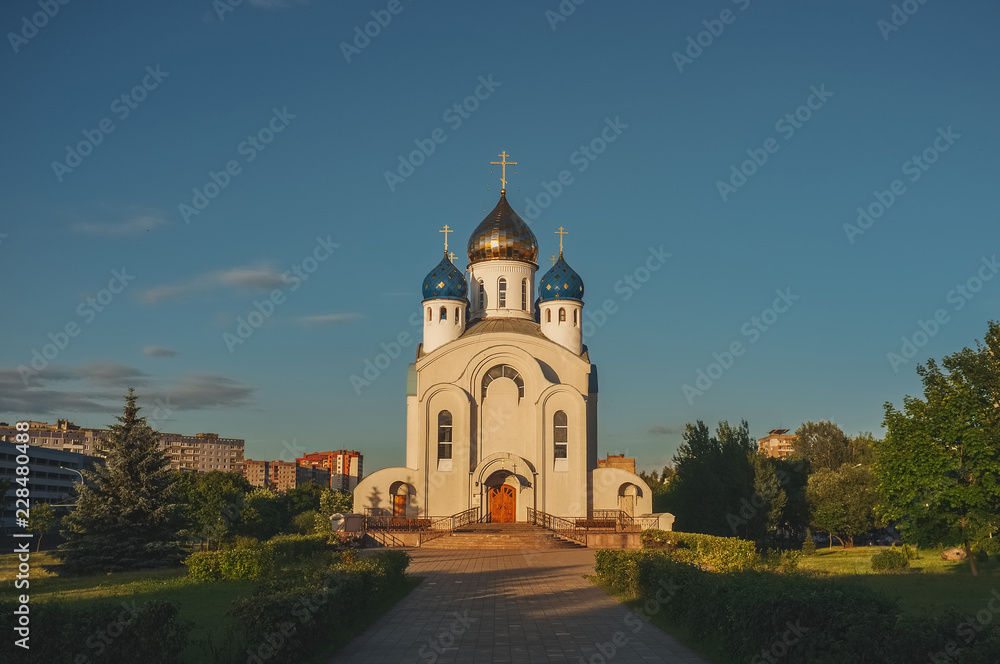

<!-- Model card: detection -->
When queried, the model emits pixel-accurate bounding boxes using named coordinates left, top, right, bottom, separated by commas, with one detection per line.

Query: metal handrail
left=419, top=507, right=481, bottom=544
left=527, top=507, right=587, bottom=545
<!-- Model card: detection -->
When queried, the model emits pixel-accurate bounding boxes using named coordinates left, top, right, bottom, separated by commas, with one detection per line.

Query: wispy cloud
left=141, top=265, right=290, bottom=304
left=74, top=212, right=165, bottom=237
left=298, top=313, right=363, bottom=326
left=648, top=425, right=681, bottom=436
left=0, top=364, right=254, bottom=416
left=143, top=346, right=177, bottom=358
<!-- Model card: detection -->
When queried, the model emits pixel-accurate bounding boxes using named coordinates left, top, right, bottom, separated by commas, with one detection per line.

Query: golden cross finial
left=439, top=224, right=453, bottom=251
left=548, top=254, right=557, bottom=266
left=555, top=226, right=568, bottom=255
left=490, top=151, right=517, bottom=193
left=448, top=251, right=457, bottom=264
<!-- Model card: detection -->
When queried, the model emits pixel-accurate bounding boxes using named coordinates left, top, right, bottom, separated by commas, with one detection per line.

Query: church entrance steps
left=419, top=522, right=584, bottom=549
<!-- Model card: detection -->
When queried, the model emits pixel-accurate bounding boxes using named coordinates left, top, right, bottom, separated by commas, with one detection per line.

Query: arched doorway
left=618, top=483, right=638, bottom=517
left=389, top=482, right=411, bottom=518
left=484, top=470, right=517, bottom=523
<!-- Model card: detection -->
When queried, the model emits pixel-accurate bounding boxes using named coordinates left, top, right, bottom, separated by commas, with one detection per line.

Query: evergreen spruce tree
left=56, top=388, right=184, bottom=574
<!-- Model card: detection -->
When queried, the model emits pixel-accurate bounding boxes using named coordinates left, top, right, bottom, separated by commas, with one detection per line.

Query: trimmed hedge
left=224, top=550, right=412, bottom=663
left=640, top=529, right=775, bottom=572
left=595, top=549, right=1000, bottom=664
left=0, top=599, right=190, bottom=664
left=185, top=533, right=333, bottom=581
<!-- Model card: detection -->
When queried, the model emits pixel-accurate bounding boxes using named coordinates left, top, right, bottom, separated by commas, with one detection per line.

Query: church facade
left=354, top=165, right=660, bottom=524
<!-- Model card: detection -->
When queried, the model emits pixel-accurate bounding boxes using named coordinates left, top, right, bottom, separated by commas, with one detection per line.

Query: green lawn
left=797, top=545, right=998, bottom=616
left=0, top=550, right=419, bottom=663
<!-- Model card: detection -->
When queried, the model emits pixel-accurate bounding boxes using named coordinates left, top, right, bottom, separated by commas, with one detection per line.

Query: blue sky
left=1, top=0, right=998, bottom=473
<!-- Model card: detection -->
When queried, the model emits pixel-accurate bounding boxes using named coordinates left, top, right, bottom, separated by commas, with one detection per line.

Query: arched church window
left=427, top=307, right=432, bottom=322
left=554, top=410, right=568, bottom=458
left=478, top=280, right=484, bottom=310
left=498, top=278, right=507, bottom=308
left=559, top=308, right=566, bottom=322
left=573, top=309, right=578, bottom=326
left=437, top=410, right=453, bottom=460
left=454, top=307, right=460, bottom=324
left=521, top=279, right=527, bottom=310
left=546, top=310, right=551, bottom=323
left=440, top=306, right=447, bottom=321
left=481, top=364, right=525, bottom=399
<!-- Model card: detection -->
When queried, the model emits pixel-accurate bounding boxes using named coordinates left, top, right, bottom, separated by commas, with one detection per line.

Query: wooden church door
left=489, top=485, right=516, bottom=523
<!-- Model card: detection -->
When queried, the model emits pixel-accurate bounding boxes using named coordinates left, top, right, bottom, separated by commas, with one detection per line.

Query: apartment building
left=758, top=429, right=797, bottom=459
left=0, top=420, right=244, bottom=474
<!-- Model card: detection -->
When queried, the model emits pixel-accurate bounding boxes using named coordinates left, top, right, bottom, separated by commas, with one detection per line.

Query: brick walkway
left=328, top=548, right=709, bottom=664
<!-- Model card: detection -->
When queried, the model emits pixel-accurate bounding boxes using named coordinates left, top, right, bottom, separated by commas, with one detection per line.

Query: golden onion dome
left=467, top=193, right=538, bottom=264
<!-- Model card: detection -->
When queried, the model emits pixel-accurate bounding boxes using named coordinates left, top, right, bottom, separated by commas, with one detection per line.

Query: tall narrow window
left=559, top=307, right=566, bottom=322
left=546, top=310, right=551, bottom=323
left=454, top=307, right=460, bottom=325
left=437, top=411, right=453, bottom=459
left=554, top=410, right=568, bottom=458
left=439, top=306, right=447, bottom=320
left=521, top=279, right=527, bottom=310
left=498, top=278, right=507, bottom=308
left=427, top=307, right=432, bottom=321
left=573, top=310, right=578, bottom=326
left=478, top=280, right=485, bottom=310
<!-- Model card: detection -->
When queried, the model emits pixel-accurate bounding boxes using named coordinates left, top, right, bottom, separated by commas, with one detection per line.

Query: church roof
left=538, top=254, right=584, bottom=302
left=467, top=193, right=538, bottom=264
left=422, top=252, right=468, bottom=302
left=460, top=317, right=548, bottom=340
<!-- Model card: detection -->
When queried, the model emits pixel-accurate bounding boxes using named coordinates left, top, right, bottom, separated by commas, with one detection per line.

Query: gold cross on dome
left=555, top=226, right=568, bottom=255
left=548, top=254, right=557, bottom=266
left=490, top=151, right=517, bottom=193
left=439, top=225, right=452, bottom=251
left=448, top=251, right=457, bottom=264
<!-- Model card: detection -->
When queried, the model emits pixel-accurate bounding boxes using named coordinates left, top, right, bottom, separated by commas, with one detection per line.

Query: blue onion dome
left=539, top=253, right=584, bottom=302
left=467, top=192, right=538, bottom=264
left=422, top=252, right=468, bottom=302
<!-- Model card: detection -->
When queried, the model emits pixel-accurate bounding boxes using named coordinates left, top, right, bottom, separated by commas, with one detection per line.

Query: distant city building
left=242, top=451, right=365, bottom=492
left=298, top=451, right=364, bottom=491
left=0, top=420, right=244, bottom=474
left=758, top=429, right=797, bottom=459
left=0, top=440, right=100, bottom=533
left=597, top=453, right=636, bottom=475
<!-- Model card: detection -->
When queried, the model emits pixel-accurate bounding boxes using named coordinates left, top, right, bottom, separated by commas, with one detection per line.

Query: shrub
left=185, top=533, right=333, bottom=581
left=594, top=549, right=999, bottom=663
left=640, top=529, right=758, bottom=572
left=871, top=547, right=910, bottom=573
left=225, top=550, right=411, bottom=662
left=0, top=599, right=190, bottom=664
left=801, top=529, right=817, bottom=556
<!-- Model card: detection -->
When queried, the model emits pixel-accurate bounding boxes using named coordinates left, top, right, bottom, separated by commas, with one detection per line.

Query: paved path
left=329, top=548, right=709, bottom=664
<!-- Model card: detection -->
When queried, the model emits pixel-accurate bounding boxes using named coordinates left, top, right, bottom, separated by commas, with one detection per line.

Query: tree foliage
left=26, top=502, right=57, bottom=552
left=56, top=389, right=184, bottom=574
left=793, top=421, right=853, bottom=471
left=806, top=464, right=879, bottom=547
left=875, top=321, right=1000, bottom=575
left=664, top=420, right=756, bottom=536
left=174, top=470, right=252, bottom=550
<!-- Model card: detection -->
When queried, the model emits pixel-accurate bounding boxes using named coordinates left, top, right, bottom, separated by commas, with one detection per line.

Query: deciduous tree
left=875, top=321, right=1000, bottom=576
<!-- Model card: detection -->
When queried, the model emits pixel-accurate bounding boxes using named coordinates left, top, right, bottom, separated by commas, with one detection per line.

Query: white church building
left=354, top=156, right=661, bottom=524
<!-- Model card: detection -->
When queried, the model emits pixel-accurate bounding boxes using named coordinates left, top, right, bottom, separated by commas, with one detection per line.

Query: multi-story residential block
left=0, top=440, right=99, bottom=533
left=298, top=450, right=364, bottom=491
left=0, top=420, right=244, bottom=474
left=758, top=429, right=797, bottom=459
left=242, top=451, right=365, bottom=492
